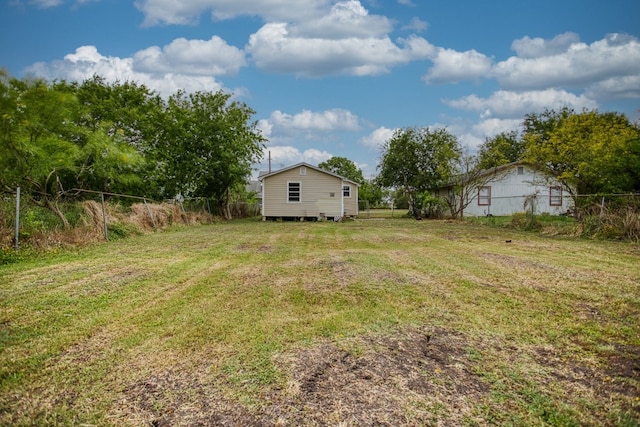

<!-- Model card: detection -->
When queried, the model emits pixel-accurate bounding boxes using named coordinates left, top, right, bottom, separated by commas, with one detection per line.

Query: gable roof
left=258, top=162, right=359, bottom=186
left=440, top=161, right=541, bottom=189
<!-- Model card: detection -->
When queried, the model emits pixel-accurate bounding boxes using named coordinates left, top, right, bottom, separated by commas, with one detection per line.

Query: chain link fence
left=1, top=188, right=262, bottom=250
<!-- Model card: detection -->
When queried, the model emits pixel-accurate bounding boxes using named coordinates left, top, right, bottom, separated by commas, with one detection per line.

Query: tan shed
left=259, top=162, right=359, bottom=221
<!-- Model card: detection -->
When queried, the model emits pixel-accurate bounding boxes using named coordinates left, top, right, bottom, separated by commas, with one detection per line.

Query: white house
left=259, top=162, right=359, bottom=221
left=438, top=162, right=573, bottom=217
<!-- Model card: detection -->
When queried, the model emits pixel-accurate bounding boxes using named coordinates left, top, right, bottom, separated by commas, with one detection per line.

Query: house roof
left=439, top=161, right=537, bottom=189
left=258, top=162, right=360, bottom=186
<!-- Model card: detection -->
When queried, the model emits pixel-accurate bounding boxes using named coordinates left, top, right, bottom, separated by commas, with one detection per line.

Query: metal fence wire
left=2, top=189, right=638, bottom=249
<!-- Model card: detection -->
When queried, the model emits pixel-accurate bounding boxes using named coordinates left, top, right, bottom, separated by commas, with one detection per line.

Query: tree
left=0, top=72, right=158, bottom=226
left=72, top=76, right=164, bottom=196
left=477, top=130, right=524, bottom=170
left=377, top=127, right=460, bottom=216
left=443, top=153, right=511, bottom=219
left=358, top=180, right=385, bottom=207
left=77, top=124, right=147, bottom=195
left=158, top=90, right=266, bottom=219
left=318, top=156, right=365, bottom=183
left=0, top=73, right=81, bottom=226
left=523, top=109, right=640, bottom=195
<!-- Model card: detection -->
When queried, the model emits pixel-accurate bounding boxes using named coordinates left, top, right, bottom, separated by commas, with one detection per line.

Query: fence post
left=101, top=192, right=108, bottom=241
left=14, top=187, right=20, bottom=250
left=143, top=198, right=156, bottom=229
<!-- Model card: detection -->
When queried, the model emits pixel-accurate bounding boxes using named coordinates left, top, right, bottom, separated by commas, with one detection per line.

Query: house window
left=300, top=166, right=307, bottom=176
left=517, top=166, right=524, bottom=175
left=549, top=186, right=562, bottom=206
left=288, top=181, right=301, bottom=202
left=478, top=186, right=491, bottom=206
left=342, top=185, right=351, bottom=198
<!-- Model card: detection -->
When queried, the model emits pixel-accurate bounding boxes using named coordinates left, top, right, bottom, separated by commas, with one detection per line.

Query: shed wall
left=461, top=166, right=573, bottom=216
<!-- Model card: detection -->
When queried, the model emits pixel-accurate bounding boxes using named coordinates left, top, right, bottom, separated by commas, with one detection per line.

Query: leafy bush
left=107, top=222, right=141, bottom=240
left=509, top=212, right=542, bottom=231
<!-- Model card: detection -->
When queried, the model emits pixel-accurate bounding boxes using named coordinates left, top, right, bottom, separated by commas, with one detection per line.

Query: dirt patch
left=109, top=327, right=490, bottom=426
left=235, top=243, right=277, bottom=254
left=114, top=370, right=262, bottom=427
left=269, top=326, right=489, bottom=426
left=104, top=328, right=639, bottom=426
left=319, top=256, right=357, bottom=287
left=531, top=342, right=640, bottom=416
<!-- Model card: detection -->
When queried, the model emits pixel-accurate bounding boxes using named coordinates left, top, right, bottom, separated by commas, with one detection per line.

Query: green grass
left=0, top=219, right=638, bottom=425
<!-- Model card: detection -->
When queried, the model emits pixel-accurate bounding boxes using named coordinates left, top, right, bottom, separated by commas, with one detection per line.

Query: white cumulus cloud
left=291, top=0, right=393, bottom=39
left=359, top=126, right=397, bottom=150
left=268, top=109, right=360, bottom=131
left=423, top=48, right=493, bottom=84
left=134, top=0, right=329, bottom=26
left=247, top=23, right=433, bottom=76
left=402, top=17, right=428, bottom=32
left=444, top=89, right=598, bottom=119
left=511, top=32, right=581, bottom=58
left=133, top=36, right=246, bottom=76
left=25, top=45, right=227, bottom=97
left=493, top=33, right=640, bottom=93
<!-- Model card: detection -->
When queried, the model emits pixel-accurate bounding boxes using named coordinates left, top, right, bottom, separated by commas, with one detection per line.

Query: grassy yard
left=1, top=219, right=638, bottom=426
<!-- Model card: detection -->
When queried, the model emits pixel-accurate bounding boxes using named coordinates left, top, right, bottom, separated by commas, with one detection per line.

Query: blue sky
left=2, top=0, right=639, bottom=179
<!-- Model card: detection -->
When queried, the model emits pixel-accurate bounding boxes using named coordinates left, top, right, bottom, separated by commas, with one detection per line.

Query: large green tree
left=0, top=72, right=157, bottom=225
left=0, top=72, right=81, bottom=226
left=318, top=156, right=365, bottom=183
left=523, top=109, right=640, bottom=195
left=158, top=90, right=265, bottom=219
left=72, top=76, right=164, bottom=196
left=377, top=127, right=460, bottom=216
left=477, top=130, right=524, bottom=170
left=318, top=156, right=384, bottom=207
left=1, top=70, right=269, bottom=221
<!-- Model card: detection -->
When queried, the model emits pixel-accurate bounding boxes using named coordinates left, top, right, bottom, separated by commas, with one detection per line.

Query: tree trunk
left=407, top=192, right=417, bottom=218
left=220, top=188, right=232, bottom=220
left=43, top=197, right=70, bottom=229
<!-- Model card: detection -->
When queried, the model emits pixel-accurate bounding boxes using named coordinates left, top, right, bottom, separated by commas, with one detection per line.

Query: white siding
left=342, top=183, right=359, bottom=217
left=462, top=166, right=573, bottom=217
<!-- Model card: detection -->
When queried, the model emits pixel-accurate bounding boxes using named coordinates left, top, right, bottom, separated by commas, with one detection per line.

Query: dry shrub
left=25, top=225, right=104, bottom=250
left=0, top=229, right=12, bottom=249
left=81, top=201, right=213, bottom=235
left=1, top=199, right=215, bottom=251
left=580, top=205, right=640, bottom=241
left=128, top=203, right=158, bottom=231
left=620, top=207, right=640, bottom=241
left=82, top=200, right=120, bottom=228
left=126, top=202, right=211, bottom=230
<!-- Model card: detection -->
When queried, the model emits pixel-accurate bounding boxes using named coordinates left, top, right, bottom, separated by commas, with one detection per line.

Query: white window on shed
left=300, top=166, right=307, bottom=176
left=517, top=166, right=524, bottom=175
left=343, top=185, right=351, bottom=198
left=288, top=181, right=301, bottom=202
left=478, top=186, right=491, bottom=206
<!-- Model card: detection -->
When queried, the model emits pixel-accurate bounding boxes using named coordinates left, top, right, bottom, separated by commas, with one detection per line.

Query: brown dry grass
left=82, top=200, right=210, bottom=233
